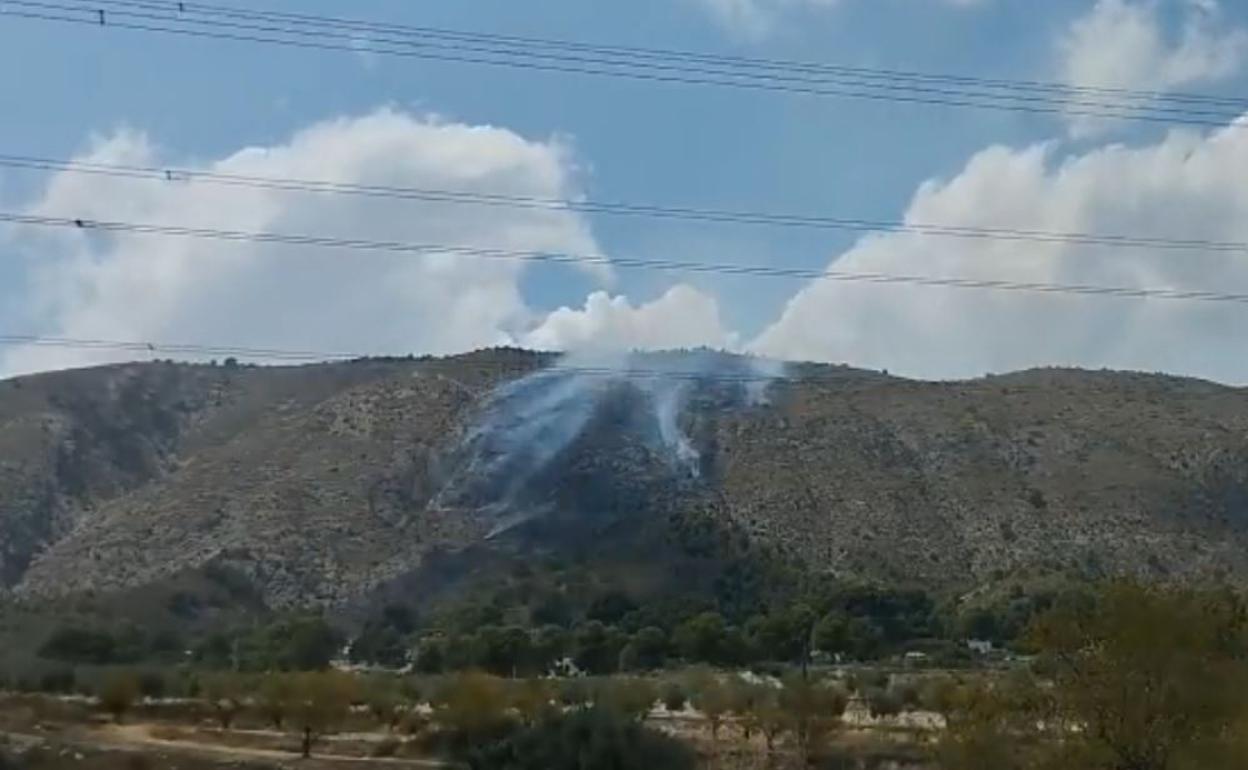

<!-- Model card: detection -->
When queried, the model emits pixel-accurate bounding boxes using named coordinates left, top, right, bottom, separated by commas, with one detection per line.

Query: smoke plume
left=432, top=350, right=785, bottom=533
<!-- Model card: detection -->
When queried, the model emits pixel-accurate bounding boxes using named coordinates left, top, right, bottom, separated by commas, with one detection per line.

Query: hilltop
left=3, top=350, right=1248, bottom=614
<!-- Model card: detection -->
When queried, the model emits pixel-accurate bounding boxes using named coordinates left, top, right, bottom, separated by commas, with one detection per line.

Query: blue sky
left=4, top=0, right=1248, bottom=381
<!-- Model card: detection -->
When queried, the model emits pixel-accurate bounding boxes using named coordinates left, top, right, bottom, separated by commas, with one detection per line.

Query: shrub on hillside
left=99, top=671, right=141, bottom=723
left=466, top=706, right=695, bottom=770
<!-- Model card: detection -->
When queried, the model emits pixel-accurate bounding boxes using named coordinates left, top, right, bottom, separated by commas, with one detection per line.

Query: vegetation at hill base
left=4, top=581, right=1248, bottom=769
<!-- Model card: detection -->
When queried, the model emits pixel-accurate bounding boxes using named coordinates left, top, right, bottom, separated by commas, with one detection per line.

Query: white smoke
left=434, top=349, right=786, bottom=532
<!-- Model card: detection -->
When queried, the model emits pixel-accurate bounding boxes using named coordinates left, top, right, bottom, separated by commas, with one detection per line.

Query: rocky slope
left=3, top=351, right=1248, bottom=608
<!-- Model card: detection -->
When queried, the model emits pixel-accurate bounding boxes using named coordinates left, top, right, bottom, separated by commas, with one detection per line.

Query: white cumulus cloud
left=522, top=285, right=739, bottom=353
left=0, top=110, right=735, bottom=377
left=752, top=116, right=1248, bottom=383
left=1058, top=0, right=1248, bottom=135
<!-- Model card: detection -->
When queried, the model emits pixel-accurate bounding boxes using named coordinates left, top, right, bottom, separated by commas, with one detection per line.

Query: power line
left=5, top=211, right=1248, bottom=306
left=40, top=0, right=1248, bottom=112
left=130, top=0, right=1248, bottom=109
left=4, top=0, right=1228, bottom=126
left=0, top=334, right=865, bottom=386
left=5, top=0, right=1247, bottom=129
left=1, top=335, right=1234, bottom=395
left=4, top=154, right=1248, bottom=255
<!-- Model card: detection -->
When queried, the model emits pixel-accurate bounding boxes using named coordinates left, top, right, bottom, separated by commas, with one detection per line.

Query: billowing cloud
left=752, top=116, right=1248, bottom=383
left=0, top=110, right=741, bottom=378
left=13, top=106, right=1248, bottom=387
left=1058, top=0, right=1248, bottom=135
left=522, top=285, right=738, bottom=353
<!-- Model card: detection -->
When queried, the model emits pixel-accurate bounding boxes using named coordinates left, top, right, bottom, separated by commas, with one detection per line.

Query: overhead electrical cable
left=29, top=0, right=1248, bottom=112
left=3, top=155, right=1248, bottom=255
left=119, top=0, right=1248, bottom=109
left=0, top=334, right=873, bottom=385
left=3, top=0, right=1248, bottom=128
left=5, top=211, right=1248, bottom=306
left=0, top=334, right=1190, bottom=393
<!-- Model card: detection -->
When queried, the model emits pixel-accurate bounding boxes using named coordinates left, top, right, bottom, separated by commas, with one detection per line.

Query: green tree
left=382, top=603, right=418, bottom=634
left=362, top=675, right=405, bottom=731
left=865, top=687, right=903, bottom=719
left=779, top=674, right=847, bottom=767
left=687, top=673, right=731, bottom=739
left=257, top=673, right=296, bottom=730
left=919, top=675, right=964, bottom=725
left=620, top=627, right=668, bottom=672
left=673, top=612, right=729, bottom=664
left=240, top=616, right=343, bottom=671
left=429, top=671, right=515, bottom=758
left=467, top=706, right=695, bottom=770
left=748, top=605, right=815, bottom=664
left=932, top=674, right=1050, bottom=770
left=509, top=678, right=556, bottom=727
left=586, top=591, right=639, bottom=625
left=284, top=617, right=342, bottom=671
left=571, top=621, right=623, bottom=675
left=815, top=614, right=884, bottom=661
left=752, top=691, right=789, bottom=754
left=38, top=668, right=76, bottom=694
left=558, top=678, right=591, bottom=708
left=660, top=681, right=687, bottom=713
left=600, top=678, right=657, bottom=722
left=813, top=612, right=852, bottom=659
left=958, top=606, right=1004, bottom=643
left=937, top=583, right=1248, bottom=770
left=202, top=673, right=246, bottom=729
left=725, top=681, right=767, bottom=740
left=530, top=625, right=568, bottom=675
left=1025, top=583, right=1248, bottom=770
left=530, top=591, right=573, bottom=628
left=288, top=671, right=357, bottom=758
left=414, top=635, right=447, bottom=674
left=349, top=623, right=407, bottom=668
left=39, top=626, right=117, bottom=664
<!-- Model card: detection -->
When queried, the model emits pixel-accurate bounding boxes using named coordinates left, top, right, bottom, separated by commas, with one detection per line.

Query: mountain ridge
left=3, top=351, right=1247, bottom=610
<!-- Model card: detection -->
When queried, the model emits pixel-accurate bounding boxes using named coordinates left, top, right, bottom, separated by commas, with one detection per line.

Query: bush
left=558, top=678, right=590, bottom=707
left=39, top=627, right=118, bottom=664
left=99, top=671, right=141, bottom=722
left=289, top=671, right=358, bottom=758
left=39, top=668, right=76, bottom=694
left=423, top=673, right=517, bottom=761
left=893, top=681, right=921, bottom=711
left=865, top=688, right=903, bottom=719
left=599, top=678, right=657, bottom=722
left=137, top=671, right=167, bottom=700
left=202, top=673, right=247, bottom=729
left=468, top=706, right=696, bottom=770
left=846, top=668, right=889, bottom=693
left=660, top=681, right=687, bottom=712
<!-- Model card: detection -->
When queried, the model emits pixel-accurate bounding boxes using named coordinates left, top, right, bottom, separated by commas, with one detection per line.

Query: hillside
left=3, top=351, right=1248, bottom=612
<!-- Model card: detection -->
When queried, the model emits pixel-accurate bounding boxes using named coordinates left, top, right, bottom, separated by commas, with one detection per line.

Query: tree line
left=32, top=579, right=1083, bottom=678
left=17, top=581, right=1248, bottom=769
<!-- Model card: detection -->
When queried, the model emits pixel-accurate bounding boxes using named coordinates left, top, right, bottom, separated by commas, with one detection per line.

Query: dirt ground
left=2, top=725, right=444, bottom=770
left=0, top=695, right=443, bottom=770
left=0, top=694, right=933, bottom=770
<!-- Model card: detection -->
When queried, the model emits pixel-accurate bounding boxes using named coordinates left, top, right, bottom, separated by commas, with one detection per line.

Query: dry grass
left=1, top=691, right=935, bottom=769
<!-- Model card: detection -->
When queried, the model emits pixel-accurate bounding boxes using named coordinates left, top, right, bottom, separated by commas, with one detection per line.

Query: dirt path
left=89, top=723, right=445, bottom=768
